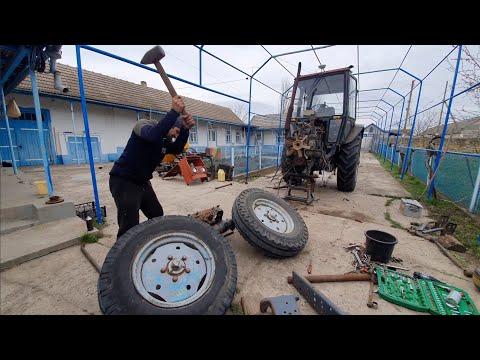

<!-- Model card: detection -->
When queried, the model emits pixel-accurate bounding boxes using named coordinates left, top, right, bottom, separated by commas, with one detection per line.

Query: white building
left=1, top=63, right=249, bottom=167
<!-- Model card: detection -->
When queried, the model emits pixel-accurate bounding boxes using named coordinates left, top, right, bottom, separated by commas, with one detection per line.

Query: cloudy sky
left=58, top=45, right=477, bottom=127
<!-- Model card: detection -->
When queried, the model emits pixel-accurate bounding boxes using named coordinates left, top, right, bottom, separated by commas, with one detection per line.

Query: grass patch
left=230, top=302, right=243, bottom=315
left=384, top=211, right=404, bottom=229
left=385, top=198, right=396, bottom=207
left=378, top=157, right=480, bottom=259
left=81, top=232, right=99, bottom=243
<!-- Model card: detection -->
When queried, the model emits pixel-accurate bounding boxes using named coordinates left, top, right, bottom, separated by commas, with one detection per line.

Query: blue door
left=67, top=136, right=101, bottom=163
left=0, top=109, right=54, bottom=166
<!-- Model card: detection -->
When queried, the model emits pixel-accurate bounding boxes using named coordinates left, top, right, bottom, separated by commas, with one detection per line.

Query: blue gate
left=0, top=108, right=55, bottom=166
left=67, top=136, right=101, bottom=163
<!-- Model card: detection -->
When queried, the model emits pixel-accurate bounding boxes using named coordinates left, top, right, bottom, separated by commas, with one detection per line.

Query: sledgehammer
left=141, top=45, right=179, bottom=99
left=287, top=273, right=371, bottom=284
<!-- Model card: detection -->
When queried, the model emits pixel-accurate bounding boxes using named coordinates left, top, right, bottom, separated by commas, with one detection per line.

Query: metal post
left=427, top=45, right=463, bottom=200
left=391, top=95, right=405, bottom=171
left=470, top=165, right=480, bottom=213
left=245, top=77, right=253, bottom=182
left=70, top=102, right=80, bottom=165
left=199, top=45, right=204, bottom=86
left=436, top=81, right=448, bottom=134
left=0, top=87, right=17, bottom=174
left=259, top=142, right=262, bottom=169
left=382, top=102, right=395, bottom=164
left=76, top=45, right=103, bottom=224
left=401, top=80, right=423, bottom=181
left=276, top=93, right=284, bottom=167
left=29, top=68, right=54, bottom=196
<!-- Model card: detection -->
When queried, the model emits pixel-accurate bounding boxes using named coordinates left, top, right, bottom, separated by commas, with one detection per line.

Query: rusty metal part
left=367, top=280, right=378, bottom=309
left=284, top=173, right=316, bottom=204
left=287, top=273, right=371, bottom=284
left=290, top=271, right=346, bottom=315
left=188, top=205, right=224, bottom=225
left=211, top=219, right=235, bottom=234
left=240, top=297, right=249, bottom=315
left=45, top=195, right=64, bottom=204
left=283, top=62, right=302, bottom=134
left=343, top=244, right=362, bottom=250
left=307, top=259, right=312, bottom=274
left=260, top=295, right=301, bottom=315
left=215, top=183, right=233, bottom=190
left=286, top=133, right=312, bottom=158
left=80, top=243, right=100, bottom=273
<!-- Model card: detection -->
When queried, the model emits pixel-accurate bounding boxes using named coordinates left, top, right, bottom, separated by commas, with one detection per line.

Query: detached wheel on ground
left=336, top=131, right=363, bottom=192
left=232, top=188, right=308, bottom=258
left=98, top=216, right=237, bottom=315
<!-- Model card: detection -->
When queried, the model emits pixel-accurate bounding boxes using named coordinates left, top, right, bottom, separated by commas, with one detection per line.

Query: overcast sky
left=58, top=45, right=477, bottom=127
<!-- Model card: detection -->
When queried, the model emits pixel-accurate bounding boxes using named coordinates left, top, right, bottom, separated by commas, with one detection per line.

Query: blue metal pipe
left=427, top=45, right=463, bottom=200
left=399, top=68, right=421, bottom=82
left=0, top=47, right=27, bottom=85
left=80, top=45, right=250, bottom=104
left=276, top=92, right=287, bottom=167
left=199, top=45, right=204, bottom=86
left=353, top=68, right=398, bottom=76
left=253, top=57, right=272, bottom=77
left=245, top=77, right=253, bottom=181
left=401, top=80, right=423, bottom=180
left=395, top=146, right=480, bottom=159
left=272, top=45, right=335, bottom=58
left=380, top=100, right=395, bottom=163
left=0, top=86, right=17, bottom=174
left=76, top=46, right=103, bottom=224
left=29, top=67, right=54, bottom=195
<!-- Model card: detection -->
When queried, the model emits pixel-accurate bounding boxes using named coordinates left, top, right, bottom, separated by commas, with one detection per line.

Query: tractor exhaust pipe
left=283, top=62, right=302, bottom=137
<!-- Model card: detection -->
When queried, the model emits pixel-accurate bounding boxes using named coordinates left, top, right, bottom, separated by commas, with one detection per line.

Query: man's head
left=166, top=116, right=183, bottom=139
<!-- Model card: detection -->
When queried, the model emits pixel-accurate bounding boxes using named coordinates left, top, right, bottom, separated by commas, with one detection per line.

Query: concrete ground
left=1, top=152, right=479, bottom=315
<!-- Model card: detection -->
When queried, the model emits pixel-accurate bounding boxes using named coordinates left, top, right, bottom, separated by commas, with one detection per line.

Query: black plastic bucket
left=365, top=230, right=398, bottom=263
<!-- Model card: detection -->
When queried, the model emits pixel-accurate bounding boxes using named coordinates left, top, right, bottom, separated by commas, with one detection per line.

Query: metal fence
left=376, top=143, right=480, bottom=214
left=189, top=144, right=284, bottom=176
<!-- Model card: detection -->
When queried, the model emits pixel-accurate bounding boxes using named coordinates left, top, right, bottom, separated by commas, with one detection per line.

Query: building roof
left=15, top=62, right=244, bottom=126
left=421, top=117, right=480, bottom=136
left=250, top=114, right=287, bottom=129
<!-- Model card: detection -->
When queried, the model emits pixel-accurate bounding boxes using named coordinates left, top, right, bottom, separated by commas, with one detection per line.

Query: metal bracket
left=290, top=271, right=347, bottom=315
left=260, top=295, right=301, bottom=315
left=284, top=174, right=316, bottom=204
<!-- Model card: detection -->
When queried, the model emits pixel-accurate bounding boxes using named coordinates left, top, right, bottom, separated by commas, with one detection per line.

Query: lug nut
left=182, top=256, right=187, bottom=260
left=168, top=255, right=173, bottom=260
left=160, top=267, right=167, bottom=273
left=185, top=268, right=191, bottom=273
left=172, top=276, right=178, bottom=282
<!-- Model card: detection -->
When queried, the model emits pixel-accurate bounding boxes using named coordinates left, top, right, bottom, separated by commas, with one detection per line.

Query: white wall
left=11, top=94, right=137, bottom=156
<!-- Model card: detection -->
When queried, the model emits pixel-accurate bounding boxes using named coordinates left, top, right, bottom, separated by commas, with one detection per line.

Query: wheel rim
left=252, top=198, right=295, bottom=234
left=132, top=232, right=215, bottom=308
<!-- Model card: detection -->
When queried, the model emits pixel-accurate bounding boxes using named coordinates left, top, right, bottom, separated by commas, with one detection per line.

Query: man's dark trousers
left=109, top=175, right=164, bottom=239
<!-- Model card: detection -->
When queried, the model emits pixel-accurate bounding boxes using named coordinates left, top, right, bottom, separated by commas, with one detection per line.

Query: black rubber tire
left=232, top=188, right=308, bottom=258
left=98, top=216, right=237, bottom=315
left=337, top=132, right=362, bottom=192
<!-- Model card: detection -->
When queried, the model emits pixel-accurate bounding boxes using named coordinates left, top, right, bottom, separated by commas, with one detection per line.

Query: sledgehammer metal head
left=140, top=45, right=177, bottom=97
left=140, top=45, right=165, bottom=65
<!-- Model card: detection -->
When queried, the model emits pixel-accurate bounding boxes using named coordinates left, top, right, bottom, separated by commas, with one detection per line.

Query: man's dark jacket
left=110, top=109, right=189, bottom=185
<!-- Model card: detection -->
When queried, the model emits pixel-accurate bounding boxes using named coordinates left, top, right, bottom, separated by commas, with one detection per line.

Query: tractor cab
left=291, top=67, right=358, bottom=144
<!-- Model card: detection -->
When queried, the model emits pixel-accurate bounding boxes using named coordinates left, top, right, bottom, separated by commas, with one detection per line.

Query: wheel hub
left=253, top=198, right=295, bottom=234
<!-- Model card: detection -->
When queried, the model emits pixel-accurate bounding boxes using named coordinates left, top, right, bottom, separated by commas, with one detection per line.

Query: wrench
left=352, top=249, right=364, bottom=268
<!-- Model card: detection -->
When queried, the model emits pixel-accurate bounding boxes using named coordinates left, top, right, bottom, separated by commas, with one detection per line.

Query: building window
left=369, top=127, right=373, bottom=133
left=189, top=124, right=198, bottom=143
left=255, top=132, right=263, bottom=145
left=209, top=128, right=216, bottom=142
left=226, top=129, right=231, bottom=143
left=277, top=132, right=285, bottom=144
left=235, top=130, right=242, bottom=144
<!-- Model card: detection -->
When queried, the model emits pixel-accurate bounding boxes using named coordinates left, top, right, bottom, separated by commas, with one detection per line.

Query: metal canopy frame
left=2, top=44, right=480, bottom=221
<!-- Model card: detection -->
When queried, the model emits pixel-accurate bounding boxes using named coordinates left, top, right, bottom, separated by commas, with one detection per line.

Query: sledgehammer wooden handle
left=154, top=61, right=178, bottom=98
left=287, top=273, right=371, bottom=284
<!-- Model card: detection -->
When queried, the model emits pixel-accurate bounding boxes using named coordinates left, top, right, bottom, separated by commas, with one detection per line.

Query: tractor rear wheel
left=337, top=132, right=362, bottom=192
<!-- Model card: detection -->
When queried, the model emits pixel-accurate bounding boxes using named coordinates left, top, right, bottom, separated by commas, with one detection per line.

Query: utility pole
left=436, top=81, right=448, bottom=135
left=403, top=80, right=415, bottom=132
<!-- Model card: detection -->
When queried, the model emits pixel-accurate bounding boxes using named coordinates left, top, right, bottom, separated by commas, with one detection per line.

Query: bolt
left=168, top=255, right=173, bottom=260
left=182, top=256, right=187, bottom=261
left=160, top=267, right=167, bottom=273
left=172, top=276, right=178, bottom=282
left=185, top=268, right=191, bottom=273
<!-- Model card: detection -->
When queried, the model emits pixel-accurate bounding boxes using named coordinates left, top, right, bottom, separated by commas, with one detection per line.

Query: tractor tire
left=232, top=188, right=308, bottom=258
left=98, top=216, right=237, bottom=315
left=337, top=131, right=362, bottom=192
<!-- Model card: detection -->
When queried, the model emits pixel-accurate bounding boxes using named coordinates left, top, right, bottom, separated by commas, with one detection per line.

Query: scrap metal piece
left=367, top=280, right=378, bottom=309
left=290, top=271, right=347, bottom=315
left=188, top=206, right=223, bottom=225
left=259, top=295, right=301, bottom=315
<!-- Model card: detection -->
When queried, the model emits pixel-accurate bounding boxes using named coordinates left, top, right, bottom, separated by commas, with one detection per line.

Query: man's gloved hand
left=172, top=95, right=185, bottom=114
left=181, top=112, right=196, bottom=130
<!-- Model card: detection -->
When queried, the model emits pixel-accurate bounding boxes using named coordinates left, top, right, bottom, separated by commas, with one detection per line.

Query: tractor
left=281, top=64, right=364, bottom=203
